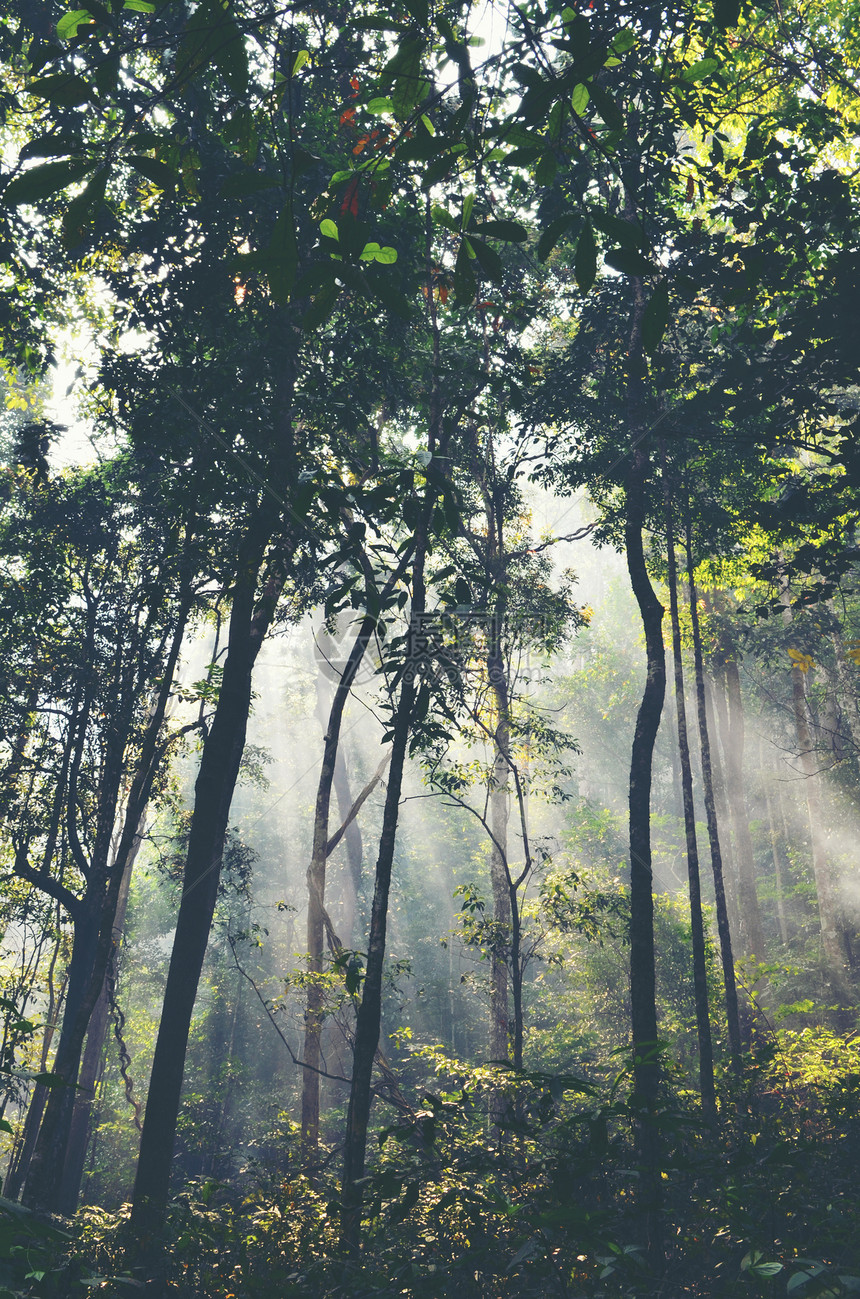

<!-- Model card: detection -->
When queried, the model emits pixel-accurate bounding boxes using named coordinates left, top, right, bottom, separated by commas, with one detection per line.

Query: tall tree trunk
left=59, top=825, right=141, bottom=1214
left=705, top=674, right=744, bottom=948
left=340, top=212, right=442, bottom=1249
left=129, top=516, right=287, bottom=1237
left=622, top=267, right=664, bottom=1269
left=661, top=452, right=715, bottom=1120
left=488, top=668, right=511, bottom=1069
left=4, top=941, right=67, bottom=1202
left=23, top=583, right=193, bottom=1213
left=722, top=657, right=767, bottom=961
left=781, top=594, right=849, bottom=1001
left=685, top=521, right=742, bottom=1066
left=760, top=737, right=789, bottom=945
left=301, top=617, right=384, bottom=1166
left=332, top=745, right=363, bottom=947
left=707, top=605, right=767, bottom=965
left=340, top=640, right=420, bottom=1253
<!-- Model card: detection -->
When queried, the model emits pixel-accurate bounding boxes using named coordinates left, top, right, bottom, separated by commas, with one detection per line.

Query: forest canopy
left=0, top=0, right=859, bottom=1294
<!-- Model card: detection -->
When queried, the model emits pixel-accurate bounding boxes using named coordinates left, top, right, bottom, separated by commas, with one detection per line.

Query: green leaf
left=682, top=58, right=720, bottom=82
left=537, top=212, right=578, bottom=262
left=455, top=577, right=472, bottom=605
left=373, top=245, right=397, bottom=264
left=472, top=219, right=528, bottom=242
left=420, top=153, right=457, bottom=191
left=320, top=218, right=338, bottom=240
left=587, top=81, right=624, bottom=129
left=369, top=275, right=412, bottom=318
left=574, top=219, right=597, bottom=293
left=292, top=49, right=310, bottom=75
left=610, top=29, right=636, bottom=53
left=713, top=0, right=740, bottom=25
left=176, top=0, right=248, bottom=96
left=123, top=0, right=157, bottom=11
left=344, top=957, right=362, bottom=995
left=212, top=15, right=248, bottom=94
left=535, top=150, right=557, bottom=185
left=571, top=82, right=589, bottom=115
left=470, top=238, right=503, bottom=281
left=302, top=282, right=339, bottom=330
left=453, top=240, right=476, bottom=303
left=33, top=1071, right=66, bottom=1089
left=604, top=247, right=653, bottom=277
left=462, top=192, right=475, bottom=229
left=367, top=96, right=394, bottom=113
left=381, top=33, right=425, bottom=117
left=431, top=204, right=458, bottom=232
left=267, top=204, right=298, bottom=303
left=641, top=282, right=670, bottom=354
left=57, top=10, right=95, bottom=40
left=591, top=210, right=645, bottom=248
left=20, top=133, right=81, bottom=160
left=3, top=158, right=93, bottom=206
left=62, top=164, right=109, bottom=245
left=220, top=171, right=279, bottom=198
left=293, top=264, right=339, bottom=297
left=128, top=155, right=177, bottom=191
left=787, top=1266, right=825, bottom=1293
left=28, top=73, right=92, bottom=107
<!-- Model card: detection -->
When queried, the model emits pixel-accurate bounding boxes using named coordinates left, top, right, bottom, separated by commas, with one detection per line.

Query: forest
left=0, top=0, right=858, bottom=1293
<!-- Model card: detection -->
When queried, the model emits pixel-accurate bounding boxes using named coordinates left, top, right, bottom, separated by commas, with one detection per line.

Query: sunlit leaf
left=682, top=58, right=720, bottom=82
left=56, top=10, right=94, bottom=40
left=2, top=159, right=93, bottom=206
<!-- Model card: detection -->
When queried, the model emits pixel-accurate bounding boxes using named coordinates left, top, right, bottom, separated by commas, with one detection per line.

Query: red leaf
left=340, top=107, right=356, bottom=125
left=341, top=176, right=360, bottom=216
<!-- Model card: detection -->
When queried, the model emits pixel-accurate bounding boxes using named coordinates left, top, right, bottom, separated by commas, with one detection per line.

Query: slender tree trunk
left=685, top=521, right=742, bottom=1066
left=59, top=825, right=140, bottom=1214
left=4, top=946, right=67, bottom=1202
left=706, top=674, right=744, bottom=948
left=23, top=584, right=193, bottom=1213
left=340, top=211, right=442, bottom=1249
left=488, top=702, right=511, bottom=1067
left=302, top=617, right=382, bottom=1166
left=332, top=745, right=363, bottom=946
left=661, top=454, right=715, bottom=1120
left=623, top=272, right=664, bottom=1270
left=781, top=594, right=849, bottom=1000
left=712, top=645, right=767, bottom=962
left=129, top=517, right=287, bottom=1237
left=340, top=648, right=419, bottom=1253
left=760, top=738, right=789, bottom=945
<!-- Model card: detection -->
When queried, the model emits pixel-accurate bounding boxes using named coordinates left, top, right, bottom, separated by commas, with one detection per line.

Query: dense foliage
left=0, top=0, right=859, bottom=1293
